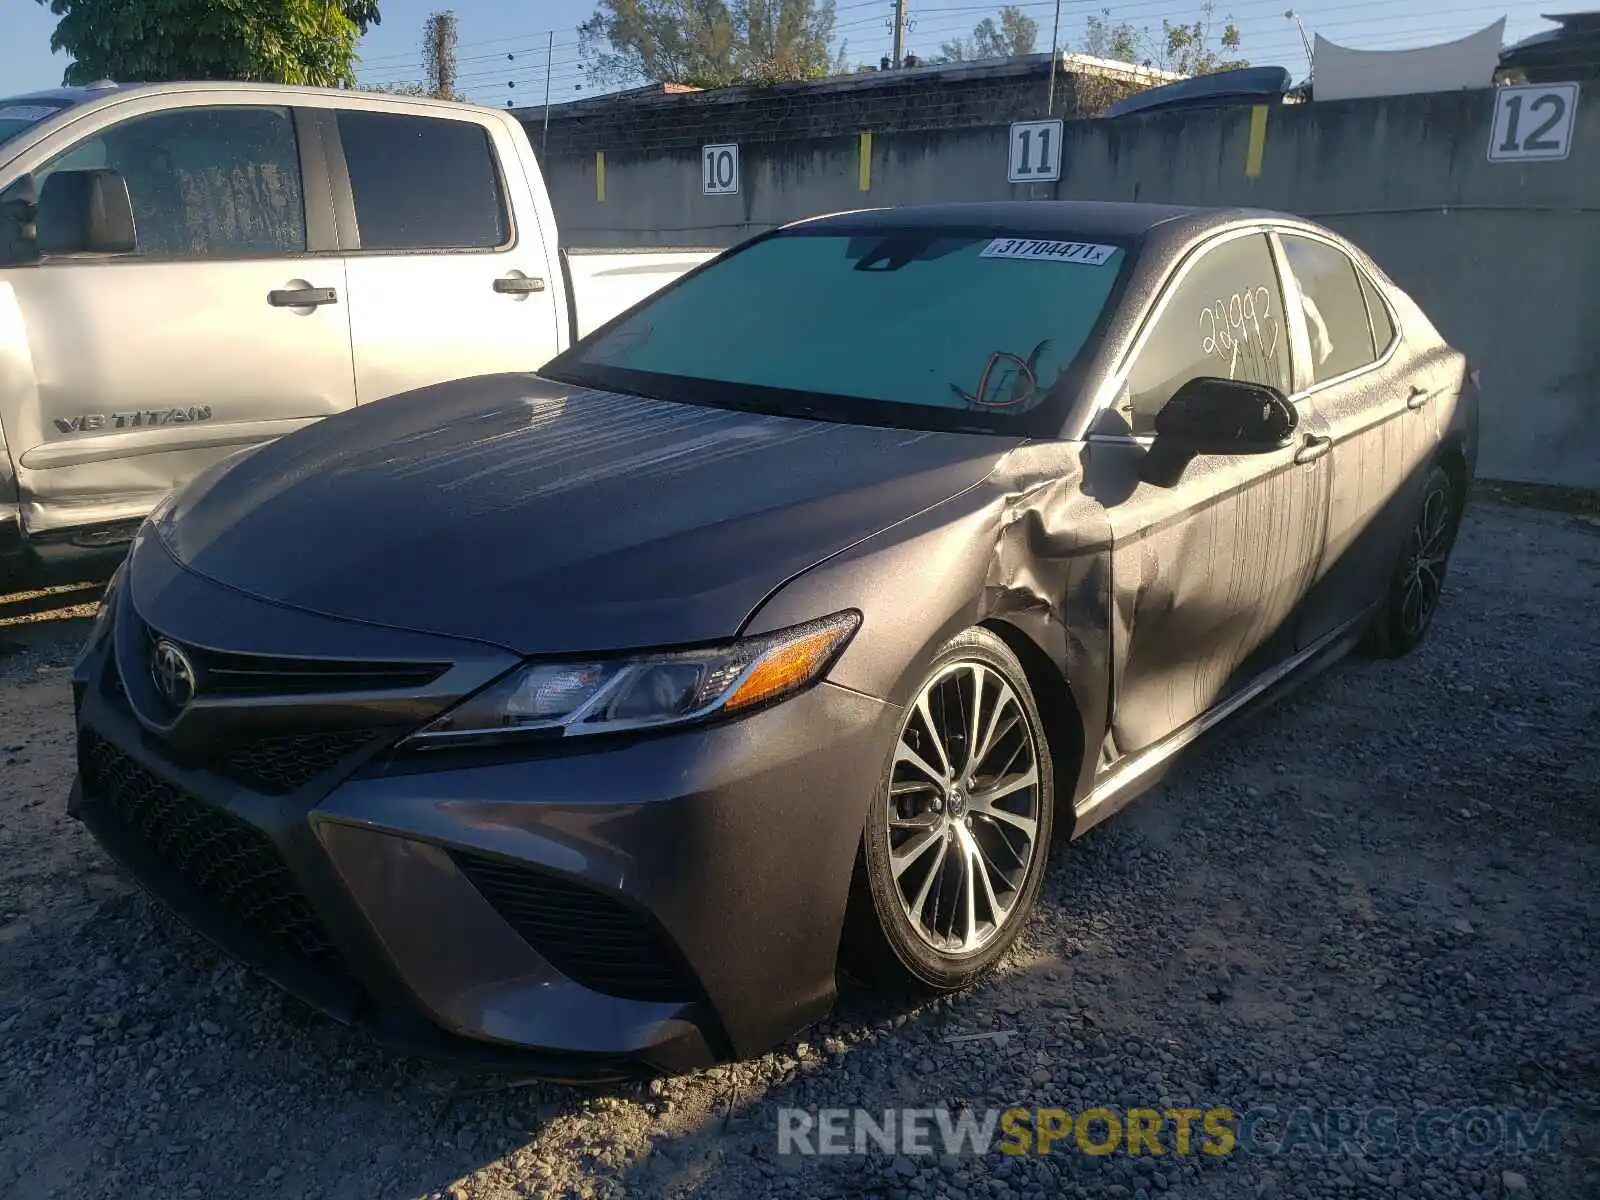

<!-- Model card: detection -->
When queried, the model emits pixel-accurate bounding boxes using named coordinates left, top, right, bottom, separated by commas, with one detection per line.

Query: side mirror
left=36, top=168, right=136, bottom=255
left=0, top=176, right=39, bottom=266
left=1152, top=376, right=1297, bottom=455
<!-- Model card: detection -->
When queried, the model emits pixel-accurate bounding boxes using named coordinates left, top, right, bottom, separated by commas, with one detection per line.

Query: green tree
left=939, top=5, right=1038, bottom=62
left=579, top=0, right=844, bottom=89
left=35, top=0, right=381, bottom=88
left=1150, top=3, right=1246, bottom=75
left=1073, top=4, right=1244, bottom=115
left=1081, top=9, right=1145, bottom=64
left=1079, top=3, right=1245, bottom=74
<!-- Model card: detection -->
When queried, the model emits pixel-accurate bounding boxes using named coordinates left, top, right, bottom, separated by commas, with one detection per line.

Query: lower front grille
left=450, top=850, right=699, bottom=1003
left=78, top=731, right=351, bottom=978
left=216, top=730, right=378, bottom=796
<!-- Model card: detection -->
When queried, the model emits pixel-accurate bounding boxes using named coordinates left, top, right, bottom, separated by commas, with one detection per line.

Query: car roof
left=2, top=82, right=130, bottom=105
left=2, top=80, right=509, bottom=118
left=786, top=200, right=1284, bottom=240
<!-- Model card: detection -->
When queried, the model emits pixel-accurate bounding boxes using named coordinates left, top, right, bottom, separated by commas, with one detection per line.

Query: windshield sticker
left=979, top=238, right=1117, bottom=265
left=0, top=105, right=61, bottom=122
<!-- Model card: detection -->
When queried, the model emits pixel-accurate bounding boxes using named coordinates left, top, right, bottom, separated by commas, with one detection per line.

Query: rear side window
left=1360, top=271, right=1396, bottom=354
left=1117, top=233, right=1292, bottom=436
left=1281, top=235, right=1376, bottom=383
left=336, top=111, right=509, bottom=251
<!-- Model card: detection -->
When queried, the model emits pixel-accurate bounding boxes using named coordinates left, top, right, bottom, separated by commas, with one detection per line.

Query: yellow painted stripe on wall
left=596, top=150, right=606, bottom=202
left=1245, top=106, right=1268, bottom=179
left=859, top=131, right=873, bottom=192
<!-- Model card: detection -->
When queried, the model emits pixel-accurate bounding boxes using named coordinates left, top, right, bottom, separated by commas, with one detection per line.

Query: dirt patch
left=0, top=503, right=1596, bottom=1200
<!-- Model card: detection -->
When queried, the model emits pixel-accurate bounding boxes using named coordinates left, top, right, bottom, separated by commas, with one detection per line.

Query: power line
left=371, top=0, right=1556, bottom=106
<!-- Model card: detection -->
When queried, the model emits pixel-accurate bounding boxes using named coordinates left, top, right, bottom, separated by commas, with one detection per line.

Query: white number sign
left=1487, top=83, right=1579, bottom=163
left=1008, top=119, right=1064, bottom=183
left=702, top=143, right=740, bottom=195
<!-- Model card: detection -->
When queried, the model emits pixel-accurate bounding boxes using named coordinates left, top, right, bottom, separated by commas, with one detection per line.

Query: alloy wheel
left=1399, top=483, right=1454, bottom=638
left=886, top=660, right=1041, bottom=956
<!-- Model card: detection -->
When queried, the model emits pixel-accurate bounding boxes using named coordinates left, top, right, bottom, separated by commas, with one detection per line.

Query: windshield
left=541, top=227, right=1130, bottom=435
left=0, top=100, right=70, bottom=147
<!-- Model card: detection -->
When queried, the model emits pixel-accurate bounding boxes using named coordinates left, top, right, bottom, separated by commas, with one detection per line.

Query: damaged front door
left=1088, top=230, right=1332, bottom=763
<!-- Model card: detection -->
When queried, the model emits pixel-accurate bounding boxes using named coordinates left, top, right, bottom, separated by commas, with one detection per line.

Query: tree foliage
left=35, top=0, right=382, bottom=88
left=579, top=0, right=845, bottom=89
left=1080, top=3, right=1246, bottom=76
left=939, top=6, right=1038, bottom=63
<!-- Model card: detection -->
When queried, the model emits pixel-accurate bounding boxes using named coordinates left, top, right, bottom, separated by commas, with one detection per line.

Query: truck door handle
left=1406, top=385, right=1432, bottom=410
left=1293, top=434, right=1332, bottom=465
left=268, top=286, right=338, bottom=308
left=494, top=275, right=546, bottom=295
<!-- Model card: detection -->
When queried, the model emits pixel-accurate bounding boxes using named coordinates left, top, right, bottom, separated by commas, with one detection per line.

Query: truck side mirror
left=0, top=175, right=39, bottom=265
left=36, top=168, right=136, bottom=255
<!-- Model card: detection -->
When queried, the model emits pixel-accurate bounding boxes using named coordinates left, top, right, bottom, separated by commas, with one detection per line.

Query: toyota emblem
left=149, top=638, right=198, bottom=708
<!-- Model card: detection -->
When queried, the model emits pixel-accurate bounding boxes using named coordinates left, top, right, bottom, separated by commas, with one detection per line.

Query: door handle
left=1293, top=434, right=1333, bottom=465
left=1406, top=385, right=1432, bottom=411
left=493, top=275, right=546, bottom=295
left=267, top=286, right=338, bottom=308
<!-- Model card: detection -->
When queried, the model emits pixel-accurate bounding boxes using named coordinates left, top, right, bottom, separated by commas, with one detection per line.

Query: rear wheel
left=1367, top=463, right=1462, bottom=657
left=843, top=627, right=1054, bottom=992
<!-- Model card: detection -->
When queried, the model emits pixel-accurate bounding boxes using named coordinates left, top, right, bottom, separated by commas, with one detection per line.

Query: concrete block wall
left=528, top=86, right=1600, bottom=488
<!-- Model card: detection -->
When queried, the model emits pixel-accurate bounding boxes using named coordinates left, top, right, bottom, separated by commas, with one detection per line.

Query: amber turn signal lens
left=723, top=617, right=858, bottom=712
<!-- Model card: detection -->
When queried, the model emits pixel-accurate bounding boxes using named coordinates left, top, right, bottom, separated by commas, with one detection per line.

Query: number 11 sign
left=1008, top=119, right=1064, bottom=183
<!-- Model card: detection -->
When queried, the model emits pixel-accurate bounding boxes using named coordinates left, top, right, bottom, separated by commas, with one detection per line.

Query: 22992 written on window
left=336, top=111, right=510, bottom=251
left=1114, top=233, right=1292, bottom=437
left=34, top=105, right=305, bottom=258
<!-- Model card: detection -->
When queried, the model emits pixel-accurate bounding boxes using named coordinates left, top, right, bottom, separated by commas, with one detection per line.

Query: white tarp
left=1312, top=18, right=1506, bottom=101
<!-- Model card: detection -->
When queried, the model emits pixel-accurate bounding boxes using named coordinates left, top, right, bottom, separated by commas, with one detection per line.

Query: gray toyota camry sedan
left=69, top=202, right=1477, bottom=1077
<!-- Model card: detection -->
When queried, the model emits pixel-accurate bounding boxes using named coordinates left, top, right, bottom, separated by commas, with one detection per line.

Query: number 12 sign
left=1008, top=119, right=1064, bottom=183
left=1487, top=83, right=1579, bottom=163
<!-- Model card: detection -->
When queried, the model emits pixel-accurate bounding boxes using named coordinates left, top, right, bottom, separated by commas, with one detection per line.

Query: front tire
left=1368, top=462, right=1463, bottom=658
left=843, top=627, right=1054, bottom=992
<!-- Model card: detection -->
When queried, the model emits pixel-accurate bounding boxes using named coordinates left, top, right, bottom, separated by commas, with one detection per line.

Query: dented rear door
left=0, top=97, right=355, bottom=539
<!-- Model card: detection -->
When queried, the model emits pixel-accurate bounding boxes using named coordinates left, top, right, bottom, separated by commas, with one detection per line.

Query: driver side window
left=31, top=105, right=305, bottom=260
left=1112, top=233, right=1292, bottom=437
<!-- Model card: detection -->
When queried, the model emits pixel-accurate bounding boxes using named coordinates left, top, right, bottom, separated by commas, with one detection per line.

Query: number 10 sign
left=702, top=143, right=740, bottom=194
left=1008, top=118, right=1063, bottom=183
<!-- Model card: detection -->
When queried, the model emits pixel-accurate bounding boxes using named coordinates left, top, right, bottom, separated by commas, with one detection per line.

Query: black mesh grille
left=214, top=730, right=378, bottom=796
left=451, top=850, right=698, bottom=1003
left=78, top=731, right=350, bottom=977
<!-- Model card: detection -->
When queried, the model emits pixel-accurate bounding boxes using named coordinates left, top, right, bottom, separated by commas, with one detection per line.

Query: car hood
left=155, top=375, right=1020, bottom=656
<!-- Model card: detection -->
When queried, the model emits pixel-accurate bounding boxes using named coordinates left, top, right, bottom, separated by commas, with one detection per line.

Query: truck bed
left=564, top=247, right=723, bottom=340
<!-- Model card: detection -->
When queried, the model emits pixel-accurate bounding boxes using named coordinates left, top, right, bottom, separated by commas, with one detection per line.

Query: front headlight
left=401, top=610, right=861, bottom=750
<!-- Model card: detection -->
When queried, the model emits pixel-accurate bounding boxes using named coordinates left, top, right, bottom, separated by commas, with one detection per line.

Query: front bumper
left=68, top=556, right=899, bottom=1075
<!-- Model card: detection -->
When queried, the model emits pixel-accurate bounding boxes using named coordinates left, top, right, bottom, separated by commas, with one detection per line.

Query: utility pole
left=541, top=29, right=554, bottom=158
left=891, top=0, right=907, bottom=68
left=1045, top=0, right=1062, bottom=116
left=423, top=10, right=459, bottom=100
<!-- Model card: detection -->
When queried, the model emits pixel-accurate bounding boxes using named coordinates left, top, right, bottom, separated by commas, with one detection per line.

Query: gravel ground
left=1, top=497, right=1597, bottom=1200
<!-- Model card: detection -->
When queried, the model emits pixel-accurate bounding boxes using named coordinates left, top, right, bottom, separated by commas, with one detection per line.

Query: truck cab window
left=32, top=105, right=304, bottom=259
left=335, top=111, right=509, bottom=251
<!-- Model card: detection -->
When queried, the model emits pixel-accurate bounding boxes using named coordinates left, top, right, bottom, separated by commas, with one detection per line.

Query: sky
left=2, top=0, right=1566, bottom=107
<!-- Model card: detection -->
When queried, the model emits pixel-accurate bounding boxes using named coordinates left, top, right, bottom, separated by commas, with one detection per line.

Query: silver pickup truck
left=0, top=81, right=716, bottom=577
